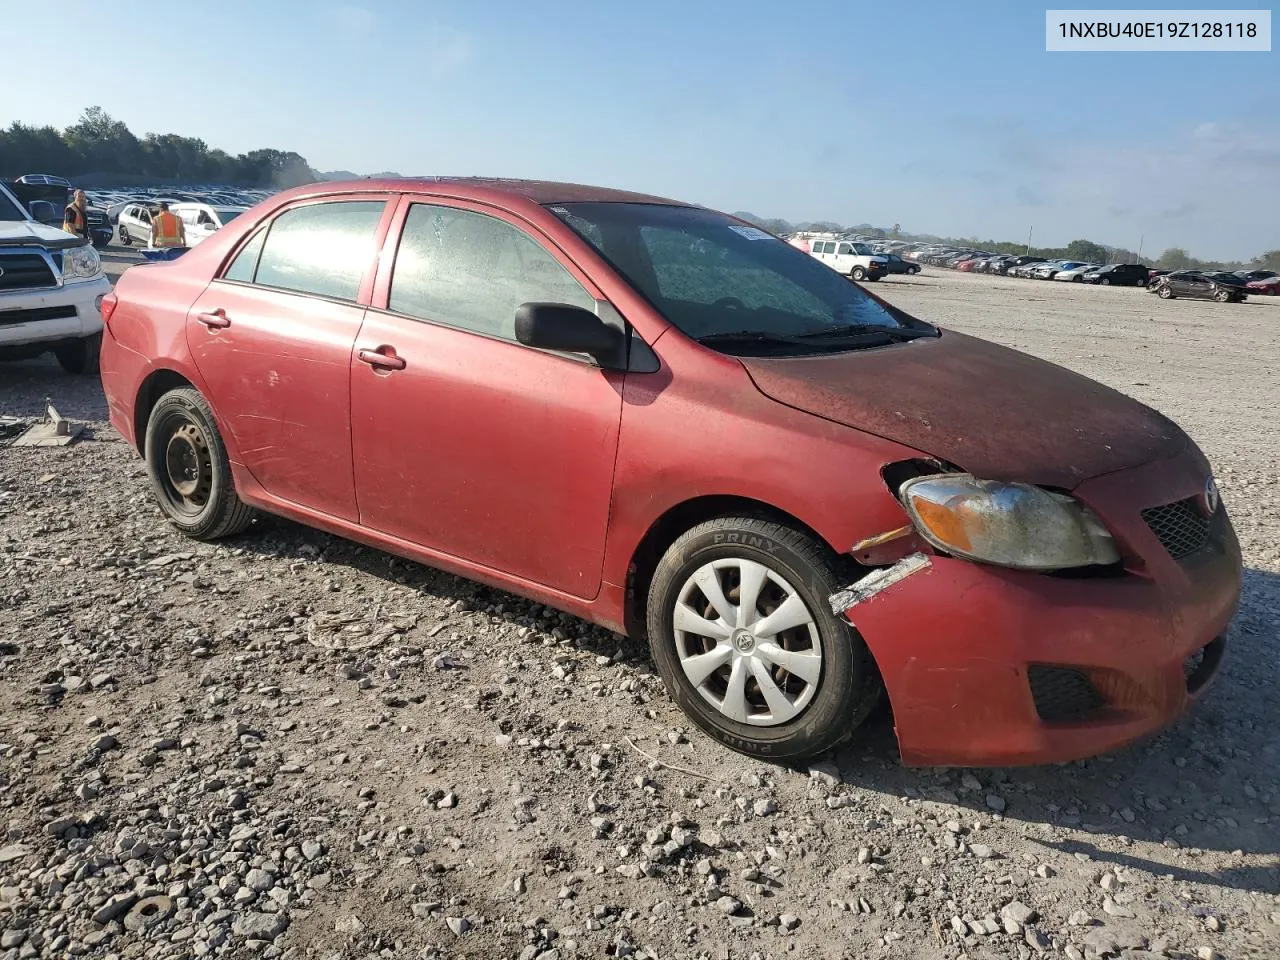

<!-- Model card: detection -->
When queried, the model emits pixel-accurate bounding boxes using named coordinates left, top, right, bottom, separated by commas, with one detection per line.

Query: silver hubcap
left=673, top=558, right=822, bottom=727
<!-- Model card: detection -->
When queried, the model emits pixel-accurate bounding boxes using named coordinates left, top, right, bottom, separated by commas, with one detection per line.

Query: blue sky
left=7, top=0, right=1276, bottom=259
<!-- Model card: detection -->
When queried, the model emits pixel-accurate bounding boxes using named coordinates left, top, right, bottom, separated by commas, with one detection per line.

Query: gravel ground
left=1, top=264, right=1278, bottom=960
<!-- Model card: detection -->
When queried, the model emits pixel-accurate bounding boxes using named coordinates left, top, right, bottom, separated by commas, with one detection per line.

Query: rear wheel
left=646, top=517, right=883, bottom=762
left=144, top=387, right=255, bottom=540
left=850, top=266, right=867, bottom=281
left=54, top=333, right=101, bottom=375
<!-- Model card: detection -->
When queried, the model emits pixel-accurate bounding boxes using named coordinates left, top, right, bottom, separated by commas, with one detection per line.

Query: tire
left=1213, top=289, right=1230, bottom=302
left=1100, top=279, right=1111, bottom=285
left=908, top=266, right=919, bottom=275
left=144, top=387, right=255, bottom=540
left=119, top=225, right=132, bottom=246
left=1158, top=286, right=1174, bottom=299
left=866, top=275, right=881, bottom=282
left=53, top=332, right=101, bottom=375
left=645, top=517, right=883, bottom=763
left=850, top=266, right=866, bottom=281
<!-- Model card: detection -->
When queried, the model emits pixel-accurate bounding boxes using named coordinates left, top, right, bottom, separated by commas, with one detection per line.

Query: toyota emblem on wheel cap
left=1201, top=476, right=1220, bottom=516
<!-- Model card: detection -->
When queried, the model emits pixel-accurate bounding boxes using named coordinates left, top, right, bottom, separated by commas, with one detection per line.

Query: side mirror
left=28, top=200, right=57, bottom=223
left=515, top=302, right=626, bottom=368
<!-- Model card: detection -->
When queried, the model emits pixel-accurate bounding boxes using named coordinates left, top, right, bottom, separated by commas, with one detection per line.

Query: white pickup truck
left=0, top=181, right=111, bottom=374
left=788, top=233, right=889, bottom=282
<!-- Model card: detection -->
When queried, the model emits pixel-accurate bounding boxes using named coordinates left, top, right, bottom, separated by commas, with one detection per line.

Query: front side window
left=253, top=200, right=385, bottom=301
left=388, top=203, right=595, bottom=341
left=836, top=242, right=853, bottom=256
left=549, top=203, right=918, bottom=348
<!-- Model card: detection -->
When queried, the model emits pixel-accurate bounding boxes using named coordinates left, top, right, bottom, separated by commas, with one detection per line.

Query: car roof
left=275, top=177, right=690, bottom=208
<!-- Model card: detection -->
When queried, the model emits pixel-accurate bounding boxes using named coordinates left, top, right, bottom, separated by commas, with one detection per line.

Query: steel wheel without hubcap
left=159, top=416, right=213, bottom=517
left=673, top=558, right=822, bottom=726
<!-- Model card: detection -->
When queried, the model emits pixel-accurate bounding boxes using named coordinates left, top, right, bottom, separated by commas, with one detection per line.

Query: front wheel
left=646, top=518, right=883, bottom=762
left=119, top=226, right=132, bottom=246
left=145, top=387, right=256, bottom=540
left=54, top=333, right=102, bottom=375
left=1213, top=289, right=1231, bottom=302
left=1158, top=286, right=1174, bottom=299
left=908, top=266, right=919, bottom=275
left=1100, top=278, right=1111, bottom=285
left=850, top=266, right=867, bottom=281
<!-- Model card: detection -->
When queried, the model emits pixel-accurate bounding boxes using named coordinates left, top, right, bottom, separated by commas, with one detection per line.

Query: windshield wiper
left=695, top=331, right=811, bottom=347
left=795, top=324, right=935, bottom=341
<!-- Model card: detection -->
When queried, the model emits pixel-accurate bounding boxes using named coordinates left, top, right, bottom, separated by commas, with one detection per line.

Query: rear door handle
left=357, top=347, right=406, bottom=371
left=196, top=309, right=230, bottom=329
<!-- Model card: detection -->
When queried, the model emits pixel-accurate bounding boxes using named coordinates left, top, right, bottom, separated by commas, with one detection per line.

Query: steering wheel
left=713, top=297, right=747, bottom=311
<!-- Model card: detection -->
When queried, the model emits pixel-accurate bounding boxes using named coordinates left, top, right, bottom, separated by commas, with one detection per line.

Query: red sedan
left=1246, top=276, right=1280, bottom=295
left=98, top=179, right=1241, bottom=767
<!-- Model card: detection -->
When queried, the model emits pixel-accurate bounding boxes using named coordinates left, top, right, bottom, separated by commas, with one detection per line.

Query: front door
left=350, top=199, right=624, bottom=599
left=186, top=197, right=390, bottom=521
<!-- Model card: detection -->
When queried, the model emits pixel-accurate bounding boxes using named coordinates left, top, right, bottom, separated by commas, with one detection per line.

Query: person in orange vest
left=63, top=190, right=89, bottom=239
left=150, top=202, right=187, bottom=249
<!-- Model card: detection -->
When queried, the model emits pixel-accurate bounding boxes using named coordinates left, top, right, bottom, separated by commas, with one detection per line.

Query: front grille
left=0, top=306, right=77, bottom=328
left=1141, top=498, right=1210, bottom=561
left=0, top=250, right=57, bottom=291
left=1028, top=665, right=1105, bottom=722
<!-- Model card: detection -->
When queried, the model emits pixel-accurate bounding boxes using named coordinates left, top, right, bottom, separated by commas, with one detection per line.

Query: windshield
left=547, top=203, right=927, bottom=346
left=214, top=208, right=243, bottom=224
left=0, top=186, right=28, bottom=222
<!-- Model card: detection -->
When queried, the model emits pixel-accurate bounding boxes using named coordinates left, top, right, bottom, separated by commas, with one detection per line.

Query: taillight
left=100, top=292, right=119, bottom=328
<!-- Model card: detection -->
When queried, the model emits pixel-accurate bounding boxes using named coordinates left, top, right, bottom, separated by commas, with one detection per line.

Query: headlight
left=62, top=243, right=103, bottom=282
left=900, top=473, right=1120, bottom=570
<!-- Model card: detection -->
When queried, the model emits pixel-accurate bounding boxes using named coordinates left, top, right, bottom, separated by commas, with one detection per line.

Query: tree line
left=736, top=213, right=1279, bottom=274
left=0, top=107, right=315, bottom=189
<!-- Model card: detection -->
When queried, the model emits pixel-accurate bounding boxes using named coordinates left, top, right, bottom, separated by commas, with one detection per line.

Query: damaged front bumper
left=830, top=455, right=1243, bottom=767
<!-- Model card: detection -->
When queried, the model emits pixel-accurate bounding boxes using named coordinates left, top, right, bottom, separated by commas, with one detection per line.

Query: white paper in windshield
left=728, top=225, right=774, bottom=241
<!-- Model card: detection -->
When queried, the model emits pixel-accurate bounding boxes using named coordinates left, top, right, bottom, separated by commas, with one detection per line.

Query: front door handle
left=357, top=347, right=406, bottom=371
left=196, top=309, right=230, bottom=329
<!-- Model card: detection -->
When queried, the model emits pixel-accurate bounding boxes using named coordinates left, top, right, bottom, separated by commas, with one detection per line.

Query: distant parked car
left=1245, top=276, right=1280, bottom=295
left=1203, top=272, right=1249, bottom=288
left=116, top=203, right=158, bottom=246
left=1148, top=273, right=1247, bottom=302
left=171, top=203, right=248, bottom=246
left=956, top=257, right=981, bottom=272
left=791, top=237, right=888, bottom=281
left=1028, top=261, right=1084, bottom=280
left=1053, top=264, right=1101, bottom=282
left=880, top=253, right=921, bottom=275
left=1235, top=269, right=1277, bottom=282
left=1086, top=264, right=1150, bottom=287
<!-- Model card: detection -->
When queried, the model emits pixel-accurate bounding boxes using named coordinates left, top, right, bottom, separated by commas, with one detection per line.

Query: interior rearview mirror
left=514, top=302, right=626, bottom=368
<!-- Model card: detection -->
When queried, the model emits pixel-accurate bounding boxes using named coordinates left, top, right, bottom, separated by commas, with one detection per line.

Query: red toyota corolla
left=98, top=179, right=1241, bottom=767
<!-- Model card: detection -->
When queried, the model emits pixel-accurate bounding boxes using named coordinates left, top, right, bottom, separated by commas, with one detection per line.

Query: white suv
left=0, top=182, right=112, bottom=374
left=789, top=234, right=889, bottom=282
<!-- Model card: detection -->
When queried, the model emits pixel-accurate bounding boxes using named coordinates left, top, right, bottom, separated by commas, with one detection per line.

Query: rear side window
left=388, top=204, right=595, bottom=341
left=223, top=229, right=266, bottom=283
left=252, top=200, right=385, bottom=301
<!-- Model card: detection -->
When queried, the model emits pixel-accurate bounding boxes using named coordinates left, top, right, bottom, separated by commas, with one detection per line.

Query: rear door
left=185, top=196, right=393, bottom=521
left=349, top=197, right=624, bottom=598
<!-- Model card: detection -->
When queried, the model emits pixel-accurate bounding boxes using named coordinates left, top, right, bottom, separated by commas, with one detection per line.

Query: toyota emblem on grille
left=1201, top=476, right=1220, bottom=516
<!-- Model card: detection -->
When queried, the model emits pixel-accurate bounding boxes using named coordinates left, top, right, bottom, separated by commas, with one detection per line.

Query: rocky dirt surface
left=1, top=270, right=1278, bottom=960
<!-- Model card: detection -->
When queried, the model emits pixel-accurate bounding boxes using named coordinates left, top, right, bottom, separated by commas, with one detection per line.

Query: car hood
left=740, top=330, right=1188, bottom=489
left=0, top=219, right=82, bottom=248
